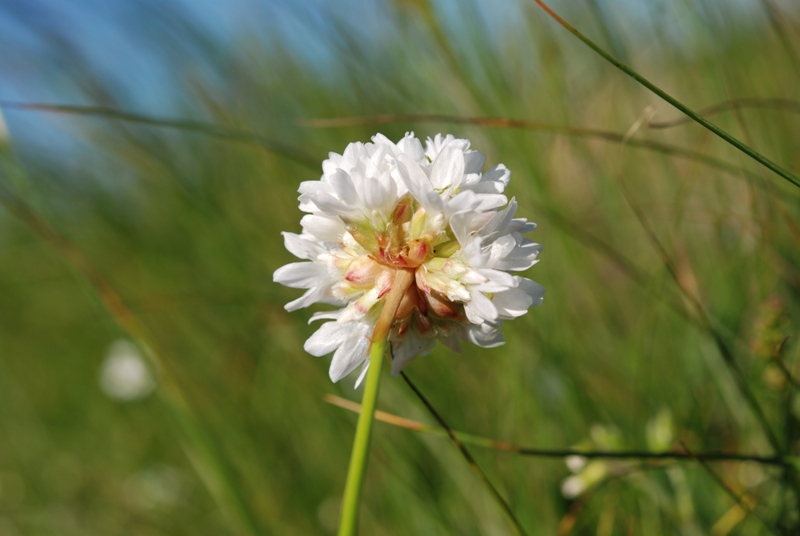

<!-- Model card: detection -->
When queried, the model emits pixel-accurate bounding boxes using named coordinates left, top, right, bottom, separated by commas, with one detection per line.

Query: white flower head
left=274, top=133, right=543, bottom=385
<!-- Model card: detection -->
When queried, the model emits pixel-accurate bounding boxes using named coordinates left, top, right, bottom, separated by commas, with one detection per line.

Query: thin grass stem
left=0, top=100, right=318, bottom=169
left=0, top=177, right=265, bottom=535
left=531, top=0, right=800, bottom=189
left=299, top=113, right=782, bottom=192
left=618, top=180, right=782, bottom=453
left=679, top=441, right=780, bottom=535
left=400, top=372, right=528, bottom=536
left=646, top=98, right=800, bottom=129
left=326, top=395, right=794, bottom=469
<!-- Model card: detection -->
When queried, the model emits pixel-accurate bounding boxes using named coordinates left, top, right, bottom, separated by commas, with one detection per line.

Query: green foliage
left=1, top=1, right=799, bottom=534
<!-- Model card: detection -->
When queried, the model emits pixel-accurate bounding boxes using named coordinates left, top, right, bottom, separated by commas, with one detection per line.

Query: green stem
left=337, top=269, right=414, bottom=536
left=336, top=335, right=387, bottom=536
left=532, top=0, right=800, bottom=190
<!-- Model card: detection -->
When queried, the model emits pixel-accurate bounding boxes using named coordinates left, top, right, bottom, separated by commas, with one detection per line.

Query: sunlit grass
left=1, top=0, right=799, bottom=534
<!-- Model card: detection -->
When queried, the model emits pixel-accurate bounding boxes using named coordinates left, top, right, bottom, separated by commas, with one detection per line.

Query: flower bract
left=274, top=133, right=543, bottom=385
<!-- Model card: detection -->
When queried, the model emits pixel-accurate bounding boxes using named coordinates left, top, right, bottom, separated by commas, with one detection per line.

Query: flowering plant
left=274, top=133, right=543, bottom=385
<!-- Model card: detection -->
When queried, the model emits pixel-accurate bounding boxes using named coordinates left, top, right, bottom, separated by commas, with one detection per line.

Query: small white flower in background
left=561, top=425, right=623, bottom=499
left=274, top=133, right=543, bottom=385
left=562, top=413, right=676, bottom=499
left=99, top=339, right=155, bottom=401
left=123, top=464, right=183, bottom=511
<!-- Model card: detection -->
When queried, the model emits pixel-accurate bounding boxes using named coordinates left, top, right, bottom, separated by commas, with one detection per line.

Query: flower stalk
left=337, top=269, right=415, bottom=536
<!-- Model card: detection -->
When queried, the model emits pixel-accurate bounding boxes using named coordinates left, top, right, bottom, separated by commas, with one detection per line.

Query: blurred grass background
left=1, top=0, right=800, bottom=534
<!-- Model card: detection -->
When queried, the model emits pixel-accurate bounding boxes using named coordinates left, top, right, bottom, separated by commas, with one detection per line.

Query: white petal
left=298, top=179, right=328, bottom=197
left=480, top=164, right=511, bottom=190
left=330, top=169, right=359, bottom=206
left=396, top=133, right=425, bottom=161
left=342, top=141, right=366, bottom=163
left=448, top=213, right=473, bottom=246
left=495, top=241, right=542, bottom=271
left=300, top=215, right=345, bottom=243
left=361, top=170, right=396, bottom=211
left=492, top=278, right=544, bottom=319
left=463, top=150, right=485, bottom=174
left=519, top=278, right=545, bottom=306
left=303, top=192, right=350, bottom=215
left=285, top=287, right=332, bottom=312
left=329, top=325, right=371, bottom=382
left=475, top=268, right=515, bottom=291
left=282, top=232, right=324, bottom=260
left=492, top=291, right=531, bottom=319
left=273, top=262, right=328, bottom=289
left=395, top=154, right=441, bottom=214
left=466, top=323, right=504, bottom=347
left=429, top=145, right=464, bottom=191
left=322, top=152, right=348, bottom=175
left=304, top=322, right=350, bottom=357
left=447, top=190, right=507, bottom=215
left=308, top=310, right=342, bottom=323
left=468, top=181, right=506, bottom=194
left=464, top=290, right=498, bottom=324
left=479, top=198, right=518, bottom=244
left=371, top=133, right=395, bottom=148
left=354, top=360, right=370, bottom=388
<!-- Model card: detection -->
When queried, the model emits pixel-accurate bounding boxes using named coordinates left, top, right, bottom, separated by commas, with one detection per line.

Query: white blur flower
left=274, top=133, right=543, bottom=385
left=123, top=464, right=183, bottom=511
left=561, top=419, right=676, bottom=500
left=99, top=339, right=155, bottom=401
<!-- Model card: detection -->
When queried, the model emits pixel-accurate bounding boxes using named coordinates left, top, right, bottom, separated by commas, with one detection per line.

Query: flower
left=274, top=133, right=543, bottom=385
left=99, top=339, right=156, bottom=401
left=561, top=414, right=676, bottom=499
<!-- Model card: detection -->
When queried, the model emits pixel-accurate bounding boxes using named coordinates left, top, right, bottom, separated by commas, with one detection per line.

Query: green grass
left=1, top=1, right=799, bottom=534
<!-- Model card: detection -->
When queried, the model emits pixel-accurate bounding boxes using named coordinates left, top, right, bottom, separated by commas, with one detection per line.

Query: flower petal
left=300, top=215, right=345, bottom=243
left=273, top=262, right=328, bottom=289
left=329, top=324, right=372, bottom=382
left=304, top=321, right=350, bottom=357
left=493, top=278, right=545, bottom=319
left=282, top=232, right=323, bottom=260
left=464, top=290, right=498, bottom=324
left=429, top=145, right=465, bottom=191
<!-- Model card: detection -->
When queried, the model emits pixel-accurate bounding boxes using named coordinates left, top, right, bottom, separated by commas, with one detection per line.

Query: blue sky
left=0, top=0, right=790, bottom=161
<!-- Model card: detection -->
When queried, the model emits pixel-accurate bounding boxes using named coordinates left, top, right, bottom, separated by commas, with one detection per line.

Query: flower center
left=339, top=195, right=468, bottom=328
left=343, top=194, right=454, bottom=270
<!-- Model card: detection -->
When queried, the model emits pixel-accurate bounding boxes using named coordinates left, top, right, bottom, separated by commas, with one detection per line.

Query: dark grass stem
left=679, top=442, right=780, bottom=535
left=532, top=0, right=800, bottom=190
left=399, top=372, right=528, bottom=536
left=326, top=395, right=793, bottom=469
left=773, top=337, right=800, bottom=391
left=2, top=101, right=788, bottom=196
left=300, top=113, right=781, bottom=193
left=0, top=100, right=318, bottom=169
left=7, top=104, right=789, bottom=435
left=778, top=336, right=800, bottom=529
left=647, top=98, right=800, bottom=129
